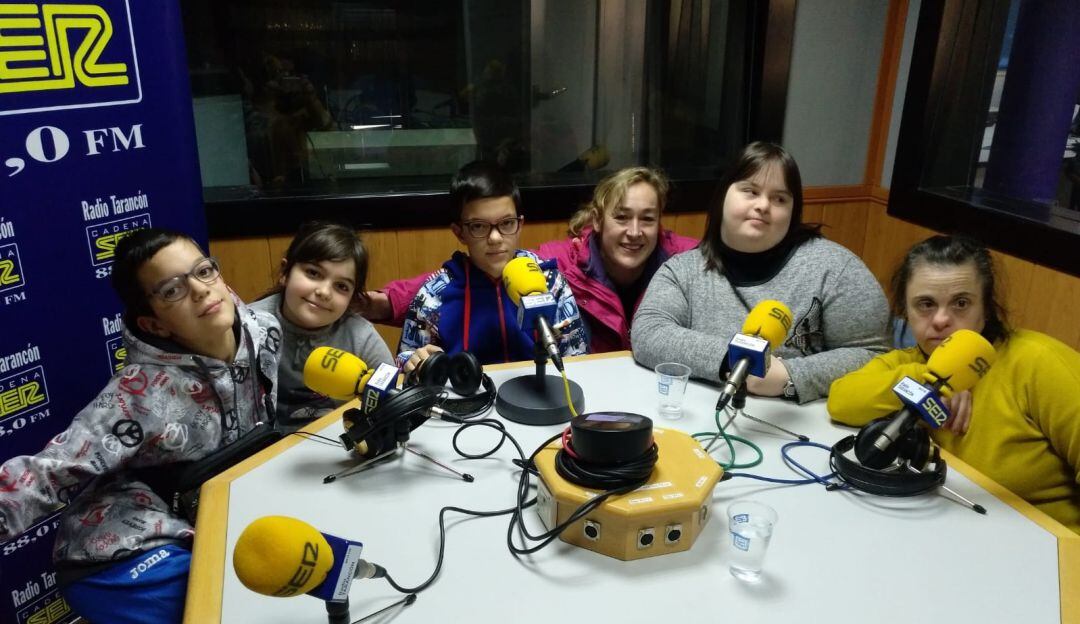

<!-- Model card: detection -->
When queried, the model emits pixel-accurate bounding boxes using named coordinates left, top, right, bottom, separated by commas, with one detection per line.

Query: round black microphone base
left=496, top=374, right=584, bottom=425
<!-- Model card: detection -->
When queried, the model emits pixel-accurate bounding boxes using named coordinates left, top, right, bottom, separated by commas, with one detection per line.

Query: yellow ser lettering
left=94, top=231, right=135, bottom=261
left=0, top=4, right=129, bottom=94
left=0, top=381, right=45, bottom=417
left=0, top=258, right=20, bottom=285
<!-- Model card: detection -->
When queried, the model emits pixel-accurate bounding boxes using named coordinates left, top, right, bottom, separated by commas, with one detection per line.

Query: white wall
left=782, top=0, right=889, bottom=186
left=882, top=0, right=922, bottom=188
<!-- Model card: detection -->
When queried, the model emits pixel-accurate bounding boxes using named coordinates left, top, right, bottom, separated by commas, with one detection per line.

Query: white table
left=185, top=353, right=1078, bottom=624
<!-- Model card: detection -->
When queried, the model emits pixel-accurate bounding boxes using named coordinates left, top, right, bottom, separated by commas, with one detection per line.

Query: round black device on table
left=570, top=412, right=653, bottom=465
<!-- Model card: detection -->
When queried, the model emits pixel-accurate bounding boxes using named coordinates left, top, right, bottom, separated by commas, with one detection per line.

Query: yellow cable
left=560, top=368, right=579, bottom=418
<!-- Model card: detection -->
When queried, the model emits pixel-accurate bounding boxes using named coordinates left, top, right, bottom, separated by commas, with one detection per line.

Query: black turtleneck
left=718, top=238, right=797, bottom=287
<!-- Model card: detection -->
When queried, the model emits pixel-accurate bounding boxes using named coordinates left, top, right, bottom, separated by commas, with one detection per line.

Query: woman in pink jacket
left=368, top=167, right=698, bottom=353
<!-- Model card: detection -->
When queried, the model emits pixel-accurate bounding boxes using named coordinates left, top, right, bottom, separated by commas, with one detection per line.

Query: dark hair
left=890, top=235, right=1010, bottom=344
left=449, top=160, right=521, bottom=222
left=700, top=141, right=820, bottom=272
left=264, top=220, right=369, bottom=307
left=112, top=228, right=200, bottom=325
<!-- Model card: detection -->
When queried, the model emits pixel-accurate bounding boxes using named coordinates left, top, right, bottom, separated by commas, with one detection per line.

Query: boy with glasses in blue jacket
left=399, top=160, right=587, bottom=374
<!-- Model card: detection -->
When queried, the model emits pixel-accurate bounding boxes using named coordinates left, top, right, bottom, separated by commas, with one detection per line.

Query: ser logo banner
left=0, top=0, right=142, bottom=116
left=86, top=212, right=150, bottom=268
left=105, top=335, right=124, bottom=374
left=0, top=365, right=49, bottom=422
left=0, top=243, right=28, bottom=306
left=0, top=243, right=26, bottom=291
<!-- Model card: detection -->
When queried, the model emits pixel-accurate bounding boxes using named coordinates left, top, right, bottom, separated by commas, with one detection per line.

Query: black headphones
left=408, top=351, right=496, bottom=420
left=830, top=416, right=947, bottom=497
left=340, top=385, right=441, bottom=459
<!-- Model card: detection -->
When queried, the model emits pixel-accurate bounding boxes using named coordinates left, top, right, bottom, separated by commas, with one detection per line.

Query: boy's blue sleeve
left=545, top=265, right=589, bottom=356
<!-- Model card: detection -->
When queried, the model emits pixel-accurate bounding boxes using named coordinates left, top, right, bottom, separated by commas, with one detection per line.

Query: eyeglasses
left=149, top=257, right=221, bottom=302
left=459, top=216, right=523, bottom=240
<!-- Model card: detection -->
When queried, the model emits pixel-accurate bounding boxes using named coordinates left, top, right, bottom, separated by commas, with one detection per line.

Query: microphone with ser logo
left=232, top=515, right=413, bottom=624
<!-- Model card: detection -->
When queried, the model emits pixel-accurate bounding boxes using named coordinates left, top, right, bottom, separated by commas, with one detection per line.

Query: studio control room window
left=181, top=0, right=787, bottom=213
left=891, top=0, right=1080, bottom=274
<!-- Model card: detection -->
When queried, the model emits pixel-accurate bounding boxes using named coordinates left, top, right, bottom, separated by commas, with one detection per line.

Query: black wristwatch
left=782, top=379, right=798, bottom=400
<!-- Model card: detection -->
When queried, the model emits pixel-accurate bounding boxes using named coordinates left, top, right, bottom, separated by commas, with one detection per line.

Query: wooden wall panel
left=671, top=212, right=707, bottom=240
left=211, top=195, right=1080, bottom=352
left=519, top=220, right=568, bottom=250
left=861, top=202, right=937, bottom=286
left=990, top=251, right=1035, bottom=330
left=362, top=229, right=404, bottom=350
left=1016, top=264, right=1080, bottom=348
left=393, top=228, right=463, bottom=283
left=818, top=202, right=869, bottom=257
left=210, top=238, right=273, bottom=302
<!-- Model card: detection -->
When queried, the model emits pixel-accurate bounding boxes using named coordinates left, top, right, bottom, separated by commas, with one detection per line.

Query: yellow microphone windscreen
left=501, top=256, right=547, bottom=305
left=303, top=347, right=370, bottom=400
left=233, top=516, right=334, bottom=597
left=740, top=300, right=793, bottom=349
left=923, top=329, right=995, bottom=395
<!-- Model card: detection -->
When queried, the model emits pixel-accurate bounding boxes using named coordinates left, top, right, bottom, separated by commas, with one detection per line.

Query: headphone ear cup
left=416, top=352, right=450, bottom=387
left=897, top=426, right=932, bottom=470
left=853, top=417, right=902, bottom=468
left=448, top=351, right=483, bottom=396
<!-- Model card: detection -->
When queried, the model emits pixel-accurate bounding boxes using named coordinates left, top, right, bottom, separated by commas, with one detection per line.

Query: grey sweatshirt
left=251, top=293, right=394, bottom=426
left=0, top=299, right=280, bottom=562
left=631, top=238, right=890, bottom=403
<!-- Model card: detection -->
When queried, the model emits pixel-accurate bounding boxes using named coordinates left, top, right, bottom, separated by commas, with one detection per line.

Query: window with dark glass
left=181, top=0, right=791, bottom=230
left=891, top=0, right=1080, bottom=274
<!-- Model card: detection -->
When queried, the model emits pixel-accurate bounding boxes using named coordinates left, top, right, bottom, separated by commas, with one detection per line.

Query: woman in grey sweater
left=632, top=142, right=890, bottom=403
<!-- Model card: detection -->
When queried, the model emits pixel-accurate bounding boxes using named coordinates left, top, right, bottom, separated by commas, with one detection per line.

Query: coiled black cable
left=554, top=440, right=659, bottom=490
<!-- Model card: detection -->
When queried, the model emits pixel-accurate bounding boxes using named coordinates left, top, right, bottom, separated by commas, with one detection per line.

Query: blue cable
left=725, top=440, right=849, bottom=490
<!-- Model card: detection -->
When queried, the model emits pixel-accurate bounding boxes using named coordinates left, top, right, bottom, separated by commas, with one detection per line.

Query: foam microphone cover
left=501, top=256, right=548, bottom=305
left=303, top=346, right=372, bottom=400
left=740, top=300, right=793, bottom=349
left=233, top=516, right=334, bottom=597
left=923, top=329, right=996, bottom=396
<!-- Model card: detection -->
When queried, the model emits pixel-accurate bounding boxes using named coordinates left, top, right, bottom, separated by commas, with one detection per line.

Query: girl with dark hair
left=252, top=221, right=393, bottom=428
left=829, top=235, right=1080, bottom=534
left=632, top=142, right=890, bottom=403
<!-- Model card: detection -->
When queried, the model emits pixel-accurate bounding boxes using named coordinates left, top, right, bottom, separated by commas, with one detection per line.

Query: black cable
left=554, top=442, right=658, bottom=490
left=287, top=430, right=343, bottom=447
left=377, top=418, right=529, bottom=594
left=377, top=418, right=659, bottom=594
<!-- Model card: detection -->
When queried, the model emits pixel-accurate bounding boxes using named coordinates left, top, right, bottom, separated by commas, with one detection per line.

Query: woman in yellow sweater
left=828, top=235, right=1080, bottom=534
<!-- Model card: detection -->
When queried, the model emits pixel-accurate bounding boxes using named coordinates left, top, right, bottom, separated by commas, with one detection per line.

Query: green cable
left=691, top=409, right=764, bottom=470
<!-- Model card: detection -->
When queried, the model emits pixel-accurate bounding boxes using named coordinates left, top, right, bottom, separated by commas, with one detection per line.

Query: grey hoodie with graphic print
left=0, top=298, right=280, bottom=564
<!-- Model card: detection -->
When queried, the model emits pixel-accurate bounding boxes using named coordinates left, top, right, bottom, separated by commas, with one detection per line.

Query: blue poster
left=0, top=2, right=205, bottom=622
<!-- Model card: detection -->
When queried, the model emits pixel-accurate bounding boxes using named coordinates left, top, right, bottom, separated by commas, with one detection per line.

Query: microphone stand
left=495, top=337, right=584, bottom=425
left=707, top=387, right=808, bottom=452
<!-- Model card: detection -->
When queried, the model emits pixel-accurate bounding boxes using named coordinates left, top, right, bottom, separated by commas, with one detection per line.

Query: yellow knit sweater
left=828, top=329, right=1080, bottom=534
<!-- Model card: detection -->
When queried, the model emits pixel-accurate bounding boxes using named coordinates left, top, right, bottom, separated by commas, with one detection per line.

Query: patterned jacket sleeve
left=0, top=372, right=165, bottom=540
left=396, top=270, right=446, bottom=365
left=545, top=262, right=589, bottom=356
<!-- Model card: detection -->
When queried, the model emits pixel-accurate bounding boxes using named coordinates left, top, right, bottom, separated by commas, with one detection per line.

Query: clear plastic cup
left=726, top=500, right=777, bottom=582
left=655, top=362, right=691, bottom=419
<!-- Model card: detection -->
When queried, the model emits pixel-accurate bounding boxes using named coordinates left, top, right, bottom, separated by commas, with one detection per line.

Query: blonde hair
left=568, top=167, right=670, bottom=237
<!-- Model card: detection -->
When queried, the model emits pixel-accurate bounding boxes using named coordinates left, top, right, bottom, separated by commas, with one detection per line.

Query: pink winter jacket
left=382, top=228, right=698, bottom=353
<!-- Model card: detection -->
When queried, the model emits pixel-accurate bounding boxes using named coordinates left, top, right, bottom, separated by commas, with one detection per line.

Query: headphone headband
left=830, top=435, right=946, bottom=497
